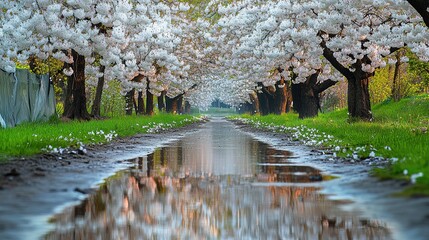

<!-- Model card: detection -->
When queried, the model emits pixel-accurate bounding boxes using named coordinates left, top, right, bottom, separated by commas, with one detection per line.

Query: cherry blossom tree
left=1, top=0, right=189, bottom=118
left=1, top=0, right=429, bottom=120
left=208, top=0, right=429, bottom=120
left=212, top=0, right=342, bottom=118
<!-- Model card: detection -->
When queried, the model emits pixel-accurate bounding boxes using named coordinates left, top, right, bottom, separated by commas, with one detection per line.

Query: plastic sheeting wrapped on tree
left=0, top=69, right=55, bottom=128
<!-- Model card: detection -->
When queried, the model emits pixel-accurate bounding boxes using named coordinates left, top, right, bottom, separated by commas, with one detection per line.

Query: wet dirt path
left=1, top=117, right=429, bottom=239
left=0, top=124, right=202, bottom=240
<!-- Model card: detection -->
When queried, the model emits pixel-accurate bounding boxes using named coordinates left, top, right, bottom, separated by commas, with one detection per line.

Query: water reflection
left=45, top=119, right=390, bottom=239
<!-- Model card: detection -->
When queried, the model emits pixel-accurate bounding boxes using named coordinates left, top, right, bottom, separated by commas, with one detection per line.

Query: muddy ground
left=1, top=118, right=429, bottom=240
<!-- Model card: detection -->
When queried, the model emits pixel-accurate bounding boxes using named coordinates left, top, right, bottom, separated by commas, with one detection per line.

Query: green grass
left=0, top=114, right=203, bottom=161
left=232, top=95, right=429, bottom=196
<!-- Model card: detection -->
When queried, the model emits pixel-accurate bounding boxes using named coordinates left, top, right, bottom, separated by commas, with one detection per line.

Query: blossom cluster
left=41, top=130, right=118, bottom=155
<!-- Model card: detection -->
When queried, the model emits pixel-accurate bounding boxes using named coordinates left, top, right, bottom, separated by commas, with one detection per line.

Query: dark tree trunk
left=63, top=50, right=90, bottom=120
left=321, top=38, right=374, bottom=121
left=290, top=75, right=319, bottom=119
left=274, top=77, right=287, bottom=114
left=57, top=77, right=66, bottom=105
left=345, top=57, right=374, bottom=121
left=237, top=102, right=253, bottom=114
left=145, top=78, right=154, bottom=116
left=158, top=90, right=166, bottom=112
left=249, top=92, right=260, bottom=115
left=177, top=95, right=183, bottom=114
left=171, top=98, right=178, bottom=114
left=63, top=66, right=73, bottom=115
left=91, top=65, right=105, bottom=118
left=297, top=74, right=320, bottom=119
left=265, top=86, right=276, bottom=114
left=256, top=83, right=270, bottom=115
left=347, top=73, right=373, bottom=121
left=164, top=85, right=197, bottom=114
left=165, top=96, right=172, bottom=113
left=166, top=96, right=178, bottom=114
left=392, top=51, right=403, bottom=101
left=292, top=72, right=338, bottom=119
left=125, top=89, right=135, bottom=115
left=299, top=92, right=319, bottom=119
left=184, top=101, right=191, bottom=114
left=257, top=91, right=270, bottom=115
left=285, top=83, right=293, bottom=113
left=407, top=0, right=429, bottom=27
left=137, top=91, right=145, bottom=114
left=291, top=84, right=301, bottom=113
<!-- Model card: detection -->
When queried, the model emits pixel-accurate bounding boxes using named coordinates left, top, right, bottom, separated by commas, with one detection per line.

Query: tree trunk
left=256, top=83, right=270, bottom=116
left=321, top=39, right=374, bottom=121
left=165, top=96, right=172, bottom=113
left=297, top=83, right=319, bottom=119
left=392, top=51, right=403, bottom=101
left=137, top=91, right=145, bottom=114
left=57, top=77, right=66, bottom=106
left=347, top=73, right=373, bottom=121
left=63, top=67, right=73, bottom=115
left=249, top=92, right=260, bottom=115
left=257, top=91, right=269, bottom=115
left=291, top=84, right=301, bottom=113
left=295, top=73, right=320, bottom=119
left=63, top=50, right=90, bottom=120
left=146, top=78, right=154, bottom=116
left=158, top=90, right=166, bottom=112
left=293, top=72, right=337, bottom=119
left=164, top=84, right=197, bottom=114
left=266, top=86, right=276, bottom=114
left=184, top=101, right=191, bottom=114
left=125, top=89, right=135, bottom=115
left=171, top=98, right=178, bottom=114
left=274, top=77, right=287, bottom=114
left=285, top=83, right=293, bottom=113
left=166, top=96, right=178, bottom=114
left=177, top=95, right=183, bottom=114
left=91, top=65, right=105, bottom=118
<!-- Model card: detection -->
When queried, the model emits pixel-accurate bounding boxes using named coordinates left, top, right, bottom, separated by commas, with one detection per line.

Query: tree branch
left=257, top=82, right=275, bottom=97
left=313, top=79, right=338, bottom=94
left=173, top=84, right=198, bottom=100
left=319, top=37, right=353, bottom=79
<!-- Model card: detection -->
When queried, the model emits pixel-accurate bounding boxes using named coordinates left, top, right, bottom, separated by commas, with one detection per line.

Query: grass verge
left=231, top=95, right=429, bottom=196
left=0, top=114, right=205, bottom=161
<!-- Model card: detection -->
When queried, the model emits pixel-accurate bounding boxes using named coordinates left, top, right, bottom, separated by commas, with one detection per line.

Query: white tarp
left=0, top=69, right=55, bottom=128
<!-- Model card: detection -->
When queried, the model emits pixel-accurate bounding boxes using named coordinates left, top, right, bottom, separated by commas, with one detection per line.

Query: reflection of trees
left=258, top=147, right=323, bottom=183
left=44, top=123, right=390, bottom=239
left=45, top=172, right=390, bottom=240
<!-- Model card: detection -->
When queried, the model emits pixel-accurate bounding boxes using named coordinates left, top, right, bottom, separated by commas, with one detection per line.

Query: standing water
left=44, top=118, right=390, bottom=239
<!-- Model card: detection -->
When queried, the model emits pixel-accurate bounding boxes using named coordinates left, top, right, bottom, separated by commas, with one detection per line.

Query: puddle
left=44, top=118, right=391, bottom=239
